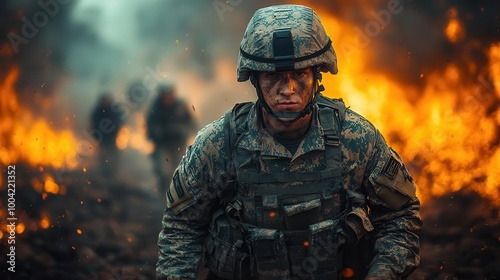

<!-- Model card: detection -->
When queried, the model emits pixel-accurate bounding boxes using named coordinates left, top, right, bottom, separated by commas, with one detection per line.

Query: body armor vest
left=204, top=95, right=363, bottom=280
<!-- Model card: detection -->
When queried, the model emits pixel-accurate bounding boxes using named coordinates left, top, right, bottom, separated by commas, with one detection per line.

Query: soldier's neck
left=261, top=110, right=312, bottom=139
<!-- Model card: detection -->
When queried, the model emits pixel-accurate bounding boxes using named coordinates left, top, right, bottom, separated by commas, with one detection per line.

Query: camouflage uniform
left=157, top=101, right=421, bottom=279
left=157, top=4, right=421, bottom=280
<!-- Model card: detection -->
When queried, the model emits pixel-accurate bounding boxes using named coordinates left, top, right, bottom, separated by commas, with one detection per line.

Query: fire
left=316, top=10, right=500, bottom=206
left=43, top=174, right=66, bottom=195
left=0, top=67, right=79, bottom=175
left=115, top=113, right=154, bottom=154
left=0, top=67, right=79, bottom=239
left=445, top=8, right=464, bottom=43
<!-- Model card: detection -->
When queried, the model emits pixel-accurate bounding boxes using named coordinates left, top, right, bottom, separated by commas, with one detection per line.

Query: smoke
left=313, top=0, right=500, bottom=89
left=3, top=0, right=499, bottom=125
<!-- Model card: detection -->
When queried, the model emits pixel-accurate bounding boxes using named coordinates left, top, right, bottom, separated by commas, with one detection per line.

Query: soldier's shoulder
left=342, top=108, right=379, bottom=140
left=193, top=116, right=226, bottom=146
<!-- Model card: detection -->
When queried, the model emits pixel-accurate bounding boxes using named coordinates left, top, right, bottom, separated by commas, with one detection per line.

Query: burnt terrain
left=1, top=163, right=499, bottom=280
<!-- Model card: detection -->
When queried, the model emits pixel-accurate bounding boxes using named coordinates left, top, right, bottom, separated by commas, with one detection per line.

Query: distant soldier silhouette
left=146, top=84, right=196, bottom=194
left=90, top=94, right=124, bottom=176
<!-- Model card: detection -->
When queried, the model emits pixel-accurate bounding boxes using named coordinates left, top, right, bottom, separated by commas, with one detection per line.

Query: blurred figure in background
left=146, top=84, right=197, bottom=194
left=90, top=93, right=124, bottom=176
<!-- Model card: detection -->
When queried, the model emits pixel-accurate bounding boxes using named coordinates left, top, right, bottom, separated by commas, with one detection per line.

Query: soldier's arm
left=156, top=118, right=228, bottom=279
left=363, top=130, right=422, bottom=279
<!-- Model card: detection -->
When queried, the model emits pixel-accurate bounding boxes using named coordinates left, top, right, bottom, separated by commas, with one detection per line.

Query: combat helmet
left=237, top=4, right=337, bottom=82
left=237, top=4, right=337, bottom=124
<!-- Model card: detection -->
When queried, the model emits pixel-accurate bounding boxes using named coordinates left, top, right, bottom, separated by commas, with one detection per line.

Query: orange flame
left=115, top=113, right=154, bottom=154
left=0, top=67, right=79, bottom=173
left=317, top=11, right=500, bottom=206
left=445, top=8, right=464, bottom=43
left=0, top=67, right=78, bottom=238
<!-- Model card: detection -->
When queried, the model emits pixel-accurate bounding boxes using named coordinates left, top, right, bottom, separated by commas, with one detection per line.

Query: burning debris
left=0, top=164, right=163, bottom=279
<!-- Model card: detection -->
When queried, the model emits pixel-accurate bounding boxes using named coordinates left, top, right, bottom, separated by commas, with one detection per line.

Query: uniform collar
left=236, top=103, right=325, bottom=161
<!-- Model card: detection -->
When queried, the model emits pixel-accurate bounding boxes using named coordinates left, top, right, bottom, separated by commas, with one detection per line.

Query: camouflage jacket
left=156, top=101, right=422, bottom=280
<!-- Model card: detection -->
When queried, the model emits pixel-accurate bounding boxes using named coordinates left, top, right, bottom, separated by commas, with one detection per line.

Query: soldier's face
left=256, top=68, right=314, bottom=114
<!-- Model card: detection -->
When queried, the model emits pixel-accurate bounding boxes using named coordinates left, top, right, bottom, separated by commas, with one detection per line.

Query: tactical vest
left=204, top=95, right=370, bottom=280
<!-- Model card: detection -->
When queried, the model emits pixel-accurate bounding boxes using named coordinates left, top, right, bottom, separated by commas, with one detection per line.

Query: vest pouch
left=204, top=213, right=250, bottom=280
left=307, top=220, right=340, bottom=279
left=248, top=228, right=290, bottom=279
left=284, top=199, right=322, bottom=230
left=344, top=207, right=374, bottom=244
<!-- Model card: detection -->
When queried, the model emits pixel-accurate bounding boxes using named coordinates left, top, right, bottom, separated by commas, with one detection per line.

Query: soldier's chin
left=272, top=110, right=302, bottom=119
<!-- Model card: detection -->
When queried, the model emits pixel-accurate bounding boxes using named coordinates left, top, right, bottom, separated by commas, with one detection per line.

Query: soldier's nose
left=279, top=76, right=296, bottom=96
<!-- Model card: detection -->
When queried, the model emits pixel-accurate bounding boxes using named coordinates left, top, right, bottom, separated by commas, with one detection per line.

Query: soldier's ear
left=313, top=67, right=324, bottom=95
left=250, top=72, right=258, bottom=88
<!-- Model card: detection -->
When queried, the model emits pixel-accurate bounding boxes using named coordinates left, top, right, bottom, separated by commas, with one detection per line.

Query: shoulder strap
left=317, top=94, right=346, bottom=167
left=220, top=102, right=253, bottom=204
left=224, top=102, right=253, bottom=147
left=316, top=93, right=346, bottom=128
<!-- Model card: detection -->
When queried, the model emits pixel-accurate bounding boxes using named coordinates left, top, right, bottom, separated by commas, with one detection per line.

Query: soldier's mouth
left=276, top=102, right=300, bottom=111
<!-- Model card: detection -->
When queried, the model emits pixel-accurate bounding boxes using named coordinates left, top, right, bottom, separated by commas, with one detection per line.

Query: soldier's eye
left=265, top=73, right=280, bottom=80
left=292, top=71, right=307, bottom=78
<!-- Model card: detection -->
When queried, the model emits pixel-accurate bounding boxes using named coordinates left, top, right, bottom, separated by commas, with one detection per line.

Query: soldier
left=90, top=93, right=123, bottom=176
left=147, top=84, right=196, bottom=194
left=157, top=4, right=421, bottom=280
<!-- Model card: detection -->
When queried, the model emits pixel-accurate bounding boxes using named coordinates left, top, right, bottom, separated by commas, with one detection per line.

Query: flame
left=115, top=113, right=154, bottom=154
left=316, top=11, right=500, bottom=206
left=445, top=8, right=464, bottom=43
left=43, top=174, right=66, bottom=195
left=0, top=67, right=79, bottom=174
left=0, top=67, right=78, bottom=238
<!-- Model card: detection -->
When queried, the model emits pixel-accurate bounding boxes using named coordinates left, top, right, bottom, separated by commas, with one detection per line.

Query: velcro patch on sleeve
left=369, top=148, right=417, bottom=210
left=166, top=170, right=195, bottom=214
left=384, top=156, right=401, bottom=179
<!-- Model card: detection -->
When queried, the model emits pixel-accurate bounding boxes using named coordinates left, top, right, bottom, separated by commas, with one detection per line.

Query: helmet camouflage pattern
left=237, top=4, right=338, bottom=82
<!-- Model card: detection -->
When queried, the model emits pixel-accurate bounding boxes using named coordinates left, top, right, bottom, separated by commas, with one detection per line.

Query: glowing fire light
left=315, top=10, right=500, bottom=207
left=0, top=67, right=79, bottom=173
left=44, top=175, right=60, bottom=194
left=16, top=223, right=25, bottom=234
left=40, top=214, right=50, bottom=229
left=0, top=67, right=76, bottom=238
left=445, top=8, right=464, bottom=43
left=342, top=267, right=355, bottom=278
left=115, top=113, right=154, bottom=154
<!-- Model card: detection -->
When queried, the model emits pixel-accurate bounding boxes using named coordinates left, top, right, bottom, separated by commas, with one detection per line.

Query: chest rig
left=204, top=95, right=350, bottom=280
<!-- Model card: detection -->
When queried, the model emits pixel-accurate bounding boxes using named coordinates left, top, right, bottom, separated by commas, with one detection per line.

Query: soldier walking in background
left=90, top=93, right=124, bottom=176
left=147, top=84, right=197, bottom=195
